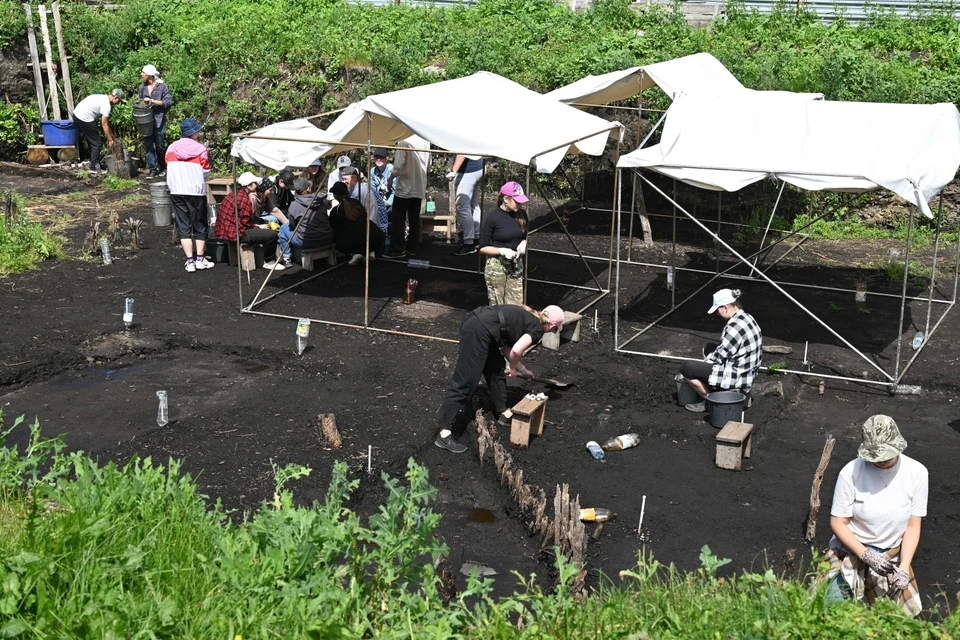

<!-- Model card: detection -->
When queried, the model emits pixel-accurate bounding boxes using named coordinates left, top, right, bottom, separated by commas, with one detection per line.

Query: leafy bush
left=0, top=191, right=64, bottom=274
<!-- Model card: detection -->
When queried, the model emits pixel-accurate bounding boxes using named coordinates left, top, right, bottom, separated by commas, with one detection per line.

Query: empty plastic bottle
left=123, top=297, right=135, bottom=328
left=425, top=195, right=436, bottom=214
left=408, top=259, right=430, bottom=269
left=912, top=332, right=924, bottom=350
left=666, top=267, right=674, bottom=291
left=100, top=238, right=113, bottom=265
left=585, top=441, right=604, bottom=460
left=156, top=390, right=168, bottom=427
left=296, top=318, right=311, bottom=355
left=579, top=508, right=615, bottom=522
left=602, top=433, right=640, bottom=451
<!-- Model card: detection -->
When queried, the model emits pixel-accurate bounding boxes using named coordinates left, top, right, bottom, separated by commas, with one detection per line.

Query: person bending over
left=434, top=304, right=564, bottom=454
left=679, top=288, right=762, bottom=413
left=825, top=415, right=927, bottom=617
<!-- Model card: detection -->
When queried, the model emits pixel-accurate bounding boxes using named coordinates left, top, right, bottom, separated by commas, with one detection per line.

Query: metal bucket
left=676, top=375, right=700, bottom=406
left=104, top=151, right=138, bottom=177
left=149, top=181, right=172, bottom=226
left=706, top=390, right=746, bottom=429
left=133, top=101, right=155, bottom=137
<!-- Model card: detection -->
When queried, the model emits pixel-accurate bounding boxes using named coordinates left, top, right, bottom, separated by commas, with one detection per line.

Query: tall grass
left=1, top=412, right=958, bottom=636
left=0, top=191, right=63, bottom=274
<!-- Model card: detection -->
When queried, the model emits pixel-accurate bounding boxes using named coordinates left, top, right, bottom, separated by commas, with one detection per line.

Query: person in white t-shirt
left=825, top=414, right=928, bottom=616
left=71, top=89, right=126, bottom=174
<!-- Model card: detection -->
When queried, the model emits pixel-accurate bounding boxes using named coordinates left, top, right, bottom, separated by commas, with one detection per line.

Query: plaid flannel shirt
left=706, top=309, right=762, bottom=392
left=214, top=189, right=254, bottom=242
left=825, top=541, right=922, bottom=617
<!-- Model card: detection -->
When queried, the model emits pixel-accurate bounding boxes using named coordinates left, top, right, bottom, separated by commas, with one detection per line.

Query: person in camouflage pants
left=480, top=181, right=530, bottom=306
left=485, top=255, right=524, bottom=305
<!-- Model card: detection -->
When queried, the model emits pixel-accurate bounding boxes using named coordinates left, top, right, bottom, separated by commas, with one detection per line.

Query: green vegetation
left=0, top=191, right=64, bottom=275
left=877, top=258, right=936, bottom=285
left=102, top=175, right=140, bottom=191
left=121, top=192, right=148, bottom=203
left=1, top=413, right=958, bottom=637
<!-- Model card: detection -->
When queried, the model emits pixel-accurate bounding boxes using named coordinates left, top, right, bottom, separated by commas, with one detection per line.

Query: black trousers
left=391, top=196, right=422, bottom=252
left=239, top=228, right=278, bottom=261
left=74, top=117, right=104, bottom=170
left=437, top=313, right=507, bottom=437
left=680, top=342, right=720, bottom=385
left=172, top=194, right=208, bottom=241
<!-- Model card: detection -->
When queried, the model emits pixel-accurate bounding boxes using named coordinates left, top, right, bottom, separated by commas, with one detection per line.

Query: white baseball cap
left=142, top=64, right=160, bottom=77
left=336, top=155, right=352, bottom=169
left=237, top=171, right=259, bottom=187
left=707, top=288, right=739, bottom=314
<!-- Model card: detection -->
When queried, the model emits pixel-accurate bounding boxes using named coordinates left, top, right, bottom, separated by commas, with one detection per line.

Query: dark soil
left=2, top=163, right=959, bottom=612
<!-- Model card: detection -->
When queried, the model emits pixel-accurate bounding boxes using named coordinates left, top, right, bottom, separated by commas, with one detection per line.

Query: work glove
left=445, top=171, right=457, bottom=181
left=499, top=247, right=517, bottom=260
left=889, top=567, right=911, bottom=591
left=516, top=240, right=527, bottom=256
left=861, top=548, right=894, bottom=576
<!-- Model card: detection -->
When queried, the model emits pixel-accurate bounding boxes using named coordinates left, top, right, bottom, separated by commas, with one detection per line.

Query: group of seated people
left=212, top=160, right=387, bottom=270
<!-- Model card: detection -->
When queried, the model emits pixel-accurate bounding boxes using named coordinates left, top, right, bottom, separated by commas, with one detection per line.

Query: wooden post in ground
left=51, top=2, right=74, bottom=115
left=37, top=4, right=61, bottom=121
left=23, top=4, right=47, bottom=119
left=805, top=435, right=836, bottom=541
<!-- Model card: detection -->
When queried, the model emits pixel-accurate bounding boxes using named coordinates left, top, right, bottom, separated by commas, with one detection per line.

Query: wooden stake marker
left=805, top=435, right=835, bottom=541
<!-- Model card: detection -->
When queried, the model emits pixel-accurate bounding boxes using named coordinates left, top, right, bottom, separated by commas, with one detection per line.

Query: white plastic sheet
left=230, top=119, right=328, bottom=171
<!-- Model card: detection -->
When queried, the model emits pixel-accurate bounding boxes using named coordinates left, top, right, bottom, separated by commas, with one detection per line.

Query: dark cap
left=330, top=181, right=349, bottom=196
left=339, top=166, right=359, bottom=177
left=278, top=169, right=296, bottom=186
left=373, top=147, right=388, bottom=158
left=292, top=177, right=312, bottom=192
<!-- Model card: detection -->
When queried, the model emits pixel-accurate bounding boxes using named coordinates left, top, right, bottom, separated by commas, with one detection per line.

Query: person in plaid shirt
left=213, top=172, right=285, bottom=271
left=679, top=288, right=762, bottom=413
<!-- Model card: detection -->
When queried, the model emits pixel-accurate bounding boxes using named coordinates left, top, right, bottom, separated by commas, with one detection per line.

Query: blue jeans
left=278, top=223, right=297, bottom=259
left=143, top=120, right=168, bottom=172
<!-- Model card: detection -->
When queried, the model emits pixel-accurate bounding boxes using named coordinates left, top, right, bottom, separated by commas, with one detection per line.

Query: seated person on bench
left=213, top=171, right=285, bottom=271
left=679, top=288, right=762, bottom=414
left=329, top=180, right=385, bottom=265
left=277, top=177, right=334, bottom=267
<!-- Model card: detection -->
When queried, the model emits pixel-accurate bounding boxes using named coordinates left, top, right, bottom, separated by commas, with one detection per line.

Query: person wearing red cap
left=434, top=304, right=564, bottom=454
left=479, top=181, right=529, bottom=306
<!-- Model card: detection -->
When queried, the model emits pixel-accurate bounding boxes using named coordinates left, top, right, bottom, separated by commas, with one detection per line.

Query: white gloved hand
left=445, top=171, right=457, bottom=180
left=499, top=247, right=518, bottom=260
left=861, top=548, right=894, bottom=576
left=516, top=240, right=527, bottom=256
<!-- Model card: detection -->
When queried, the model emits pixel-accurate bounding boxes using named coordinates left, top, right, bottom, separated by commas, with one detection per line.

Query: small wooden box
left=716, top=421, right=754, bottom=471
left=509, top=396, right=547, bottom=449
left=541, top=311, right=584, bottom=351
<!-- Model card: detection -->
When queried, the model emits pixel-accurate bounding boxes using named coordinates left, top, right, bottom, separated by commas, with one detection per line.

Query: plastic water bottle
left=156, top=390, right=168, bottom=427
left=425, top=195, right=436, bottom=214
left=666, top=267, right=674, bottom=291
left=123, top=297, right=135, bottom=328
left=296, top=318, right=311, bottom=355
left=100, top=238, right=112, bottom=265
left=408, top=259, right=430, bottom=269
left=585, top=441, right=604, bottom=460
left=579, top=508, right=615, bottom=522
left=912, top=332, right=924, bottom=350
left=602, top=433, right=640, bottom=451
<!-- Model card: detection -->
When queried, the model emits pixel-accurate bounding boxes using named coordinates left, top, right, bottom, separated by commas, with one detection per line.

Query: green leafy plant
left=103, top=175, right=139, bottom=191
left=0, top=190, right=65, bottom=274
left=768, top=361, right=787, bottom=372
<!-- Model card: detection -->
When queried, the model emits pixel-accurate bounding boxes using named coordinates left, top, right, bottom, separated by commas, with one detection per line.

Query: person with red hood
left=165, top=118, right=212, bottom=272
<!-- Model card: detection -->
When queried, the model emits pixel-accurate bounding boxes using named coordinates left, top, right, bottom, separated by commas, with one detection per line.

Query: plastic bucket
left=676, top=376, right=700, bottom=406
left=133, top=102, right=155, bottom=137
left=205, top=238, right=229, bottom=263
left=40, top=120, right=78, bottom=146
left=149, top=181, right=172, bottom=226
left=706, top=390, right=746, bottom=429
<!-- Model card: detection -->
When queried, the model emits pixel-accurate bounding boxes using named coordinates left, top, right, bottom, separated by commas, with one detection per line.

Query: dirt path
left=1, top=165, right=958, bottom=610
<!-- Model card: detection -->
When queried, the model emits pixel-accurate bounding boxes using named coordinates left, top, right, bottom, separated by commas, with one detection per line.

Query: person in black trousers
left=435, top=304, right=565, bottom=454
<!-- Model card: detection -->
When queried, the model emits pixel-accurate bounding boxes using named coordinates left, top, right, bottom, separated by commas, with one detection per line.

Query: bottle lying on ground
left=579, top=508, right=615, bottom=522
left=601, top=433, right=640, bottom=451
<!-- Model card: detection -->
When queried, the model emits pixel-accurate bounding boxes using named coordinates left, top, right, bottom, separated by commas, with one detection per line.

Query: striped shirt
left=707, top=309, right=762, bottom=392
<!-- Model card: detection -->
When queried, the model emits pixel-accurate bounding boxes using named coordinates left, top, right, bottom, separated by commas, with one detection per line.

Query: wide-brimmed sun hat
left=858, top=414, right=908, bottom=462
left=180, top=118, right=202, bottom=137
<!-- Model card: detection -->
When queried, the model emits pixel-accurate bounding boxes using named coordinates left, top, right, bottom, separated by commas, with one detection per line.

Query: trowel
left=518, top=372, right=572, bottom=389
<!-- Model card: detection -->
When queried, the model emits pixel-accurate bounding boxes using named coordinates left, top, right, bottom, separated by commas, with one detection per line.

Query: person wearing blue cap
left=165, top=118, right=212, bottom=272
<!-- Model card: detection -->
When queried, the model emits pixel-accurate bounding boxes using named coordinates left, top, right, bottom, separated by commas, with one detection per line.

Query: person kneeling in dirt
left=823, top=414, right=927, bottom=617
left=328, top=181, right=385, bottom=265
left=213, top=171, right=285, bottom=271
left=276, top=177, right=334, bottom=268
left=434, top=304, right=565, bottom=454
left=678, top=288, right=762, bottom=413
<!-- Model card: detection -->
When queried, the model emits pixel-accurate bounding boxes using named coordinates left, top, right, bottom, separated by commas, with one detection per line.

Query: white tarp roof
left=618, top=91, right=960, bottom=217
left=545, top=53, right=745, bottom=105
left=315, top=71, right=623, bottom=173
left=231, top=119, right=328, bottom=171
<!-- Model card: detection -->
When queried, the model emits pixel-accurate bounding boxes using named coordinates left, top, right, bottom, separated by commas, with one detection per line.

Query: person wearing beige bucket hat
left=824, top=415, right=928, bottom=616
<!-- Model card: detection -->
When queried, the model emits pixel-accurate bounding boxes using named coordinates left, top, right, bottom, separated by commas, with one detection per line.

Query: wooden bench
left=421, top=215, right=456, bottom=244
left=227, top=243, right=262, bottom=272
left=541, top=311, right=584, bottom=351
left=715, top=421, right=754, bottom=471
left=509, top=396, right=547, bottom=449
left=300, top=244, right=338, bottom=270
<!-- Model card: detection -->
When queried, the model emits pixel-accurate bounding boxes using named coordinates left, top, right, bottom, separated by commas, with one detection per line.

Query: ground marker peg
left=637, top=495, right=647, bottom=536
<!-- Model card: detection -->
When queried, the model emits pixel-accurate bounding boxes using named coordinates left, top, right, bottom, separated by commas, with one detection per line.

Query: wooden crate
left=509, top=396, right=547, bottom=449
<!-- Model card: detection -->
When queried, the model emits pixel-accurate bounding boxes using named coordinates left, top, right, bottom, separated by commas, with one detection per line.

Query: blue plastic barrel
left=40, top=120, right=78, bottom=146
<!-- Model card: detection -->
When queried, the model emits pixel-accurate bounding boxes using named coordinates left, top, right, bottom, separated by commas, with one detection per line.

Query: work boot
left=434, top=434, right=467, bottom=454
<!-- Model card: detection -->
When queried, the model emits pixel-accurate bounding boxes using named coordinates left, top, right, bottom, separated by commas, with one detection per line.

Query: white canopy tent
left=231, top=71, right=625, bottom=341
left=231, top=119, right=329, bottom=171
left=614, top=90, right=960, bottom=388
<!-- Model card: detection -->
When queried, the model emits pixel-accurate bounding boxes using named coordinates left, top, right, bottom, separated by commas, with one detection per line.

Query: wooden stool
left=420, top=215, right=456, bottom=244
left=509, top=396, right=547, bottom=449
left=227, top=243, right=260, bottom=272
left=716, top=421, right=754, bottom=471
left=300, top=244, right=338, bottom=270
left=541, top=311, right=584, bottom=351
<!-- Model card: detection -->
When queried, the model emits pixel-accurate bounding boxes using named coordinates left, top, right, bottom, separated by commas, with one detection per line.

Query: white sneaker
left=184, top=259, right=197, bottom=273
left=263, top=260, right=286, bottom=271
left=348, top=254, right=363, bottom=266
left=194, top=256, right=215, bottom=270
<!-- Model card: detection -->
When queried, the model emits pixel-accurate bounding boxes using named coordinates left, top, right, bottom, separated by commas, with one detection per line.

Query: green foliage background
left=9, top=0, right=959, bottom=161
